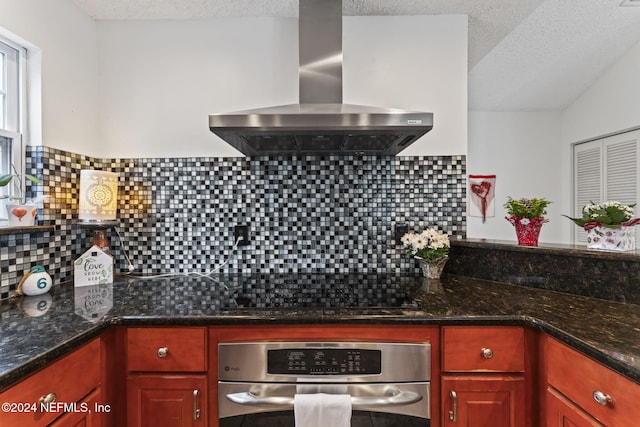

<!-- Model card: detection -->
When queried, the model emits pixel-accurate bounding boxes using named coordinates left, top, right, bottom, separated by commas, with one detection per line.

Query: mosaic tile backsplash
left=0, top=146, right=466, bottom=299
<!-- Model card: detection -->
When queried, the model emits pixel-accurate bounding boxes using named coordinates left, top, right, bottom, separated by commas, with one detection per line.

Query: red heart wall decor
left=469, top=175, right=496, bottom=223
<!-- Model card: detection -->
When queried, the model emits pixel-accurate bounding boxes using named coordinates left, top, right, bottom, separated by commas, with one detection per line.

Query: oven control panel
left=267, top=348, right=381, bottom=375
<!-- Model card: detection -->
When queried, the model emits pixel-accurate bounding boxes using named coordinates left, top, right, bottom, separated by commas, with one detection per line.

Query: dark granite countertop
left=1, top=273, right=639, bottom=392
left=452, top=238, right=640, bottom=261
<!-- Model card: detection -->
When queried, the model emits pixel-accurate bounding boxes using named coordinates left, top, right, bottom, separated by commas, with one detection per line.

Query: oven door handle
left=226, top=389, right=423, bottom=408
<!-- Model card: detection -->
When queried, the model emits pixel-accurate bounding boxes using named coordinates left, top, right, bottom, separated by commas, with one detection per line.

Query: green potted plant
left=0, top=164, right=42, bottom=226
left=401, top=228, right=450, bottom=279
left=564, top=201, right=640, bottom=251
left=504, top=197, right=551, bottom=246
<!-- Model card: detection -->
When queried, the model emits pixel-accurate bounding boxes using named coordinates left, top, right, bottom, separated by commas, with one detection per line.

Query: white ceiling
left=71, top=0, right=640, bottom=112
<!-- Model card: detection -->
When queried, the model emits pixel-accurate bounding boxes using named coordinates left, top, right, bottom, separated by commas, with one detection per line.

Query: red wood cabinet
left=49, top=387, right=104, bottom=427
left=442, top=375, right=525, bottom=427
left=126, top=375, right=207, bottom=427
left=125, top=327, right=208, bottom=427
left=543, top=335, right=640, bottom=427
left=441, top=327, right=531, bottom=427
left=127, top=327, right=206, bottom=373
left=6, top=324, right=640, bottom=427
left=0, top=338, right=103, bottom=427
left=443, top=326, right=525, bottom=373
left=545, top=387, right=604, bottom=427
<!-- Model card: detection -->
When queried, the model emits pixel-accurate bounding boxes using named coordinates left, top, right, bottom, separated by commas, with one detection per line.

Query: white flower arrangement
left=564, top=200, right=640, bottom=229
left=401, top=228, right=450, bottom=261
left=585, top=201, right=633, bottom=221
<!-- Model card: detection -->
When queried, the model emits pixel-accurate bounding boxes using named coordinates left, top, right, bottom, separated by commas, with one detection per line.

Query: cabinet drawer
left=545, top=336, right=640, bottom=427
left=0, top=338, right=101, bottom=427
left=127, top=327, right=206, bottom=372
left=443, top=326, right=525, bottom=372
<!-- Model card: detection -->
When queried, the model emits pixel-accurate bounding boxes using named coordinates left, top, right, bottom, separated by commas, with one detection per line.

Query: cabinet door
left=442, top=375, right=525, bottom=427
left=127, top=375, right=206, bottom=427
left=545, top=387, right=604, bottom=427
left=48, top=387, right=104, bottom=427
left=544, top=336, right=640, bottom=427
left=0, top=338, right=101, bottom=427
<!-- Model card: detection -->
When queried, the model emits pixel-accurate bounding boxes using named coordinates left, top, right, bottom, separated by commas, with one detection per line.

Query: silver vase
left=416, top=255, right=449, bottom=279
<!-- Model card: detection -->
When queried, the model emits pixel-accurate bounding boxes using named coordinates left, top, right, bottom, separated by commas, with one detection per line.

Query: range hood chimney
left=209, top=0, right=433, bottom=156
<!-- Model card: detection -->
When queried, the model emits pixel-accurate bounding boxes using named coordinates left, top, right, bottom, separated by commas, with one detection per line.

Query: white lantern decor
left=78, top=170, right=119, bottom=223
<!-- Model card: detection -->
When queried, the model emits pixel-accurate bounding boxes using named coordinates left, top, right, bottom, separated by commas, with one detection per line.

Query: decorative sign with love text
left=74, top=245, right=114, bottom=287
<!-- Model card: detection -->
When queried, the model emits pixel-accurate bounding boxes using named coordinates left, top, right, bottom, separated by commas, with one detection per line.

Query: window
left=0, top=35, right=26, bottom=218
left=1, top=38, right=21, bottom=132
left=573, top=129, right=640, bottom=244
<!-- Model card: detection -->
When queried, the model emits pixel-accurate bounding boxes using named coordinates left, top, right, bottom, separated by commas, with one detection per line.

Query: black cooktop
left=223, top=273, right=423, bottom=309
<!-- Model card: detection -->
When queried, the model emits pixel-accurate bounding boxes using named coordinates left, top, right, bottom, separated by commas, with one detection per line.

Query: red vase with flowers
left=504, top=197, right=551, bottom=246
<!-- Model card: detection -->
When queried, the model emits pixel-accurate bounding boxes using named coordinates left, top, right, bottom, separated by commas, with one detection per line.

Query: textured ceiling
left=71, top=0, right=640, bottom=111
left=469, top=0, right=640, bottom=111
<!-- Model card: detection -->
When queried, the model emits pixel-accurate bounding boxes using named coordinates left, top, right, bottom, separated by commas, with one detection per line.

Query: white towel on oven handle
left=295, top=384, right=348, bottom=394
left=294, top=393, right=352, bottom=427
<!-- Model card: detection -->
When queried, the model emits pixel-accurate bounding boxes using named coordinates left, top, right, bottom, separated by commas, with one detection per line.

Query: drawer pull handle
left=593, top=390, right=612, bottom=406
left=39, top=392, right=57, bottom=405
left=481, top=347, right=494, bottom=359
left=157, top=347, right=169, bottom=358
left=449, top=390, right=457, bottom=422
left=193, top=389, right=201, bottom=420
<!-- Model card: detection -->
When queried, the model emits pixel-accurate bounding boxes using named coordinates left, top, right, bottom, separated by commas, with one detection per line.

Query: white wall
left=467, top=111, right=565, bottom=243
left=1, top=8, right=467, bottom=158
left=96, top=15, right=467, bottom=158
left=557, top=39, right=640, bottom=244
left=96, top=18, right=298, bottom=158
left=345, top=16, right=467, bottom=156
left=0, top=0, right=99, bottom=154
left=467, top=39, right=640, bottom=245
left=562, top=39, right=640, bottom=145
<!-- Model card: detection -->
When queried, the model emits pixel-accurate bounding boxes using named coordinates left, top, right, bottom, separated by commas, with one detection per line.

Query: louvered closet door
left=605, top=132, right=640, bottom=245
left=574, top=141, right=602, bottom=245
left=573, top=130, right=640, bottom=245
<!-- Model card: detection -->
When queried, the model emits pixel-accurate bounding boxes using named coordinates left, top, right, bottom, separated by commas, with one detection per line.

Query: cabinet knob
left=593, top=390, right=612, bottom=406
left=39, top=392, right=57, bottom=405
left=481, top=347, right=494, bottom=359
left=157, top=347, right=169, bottom=358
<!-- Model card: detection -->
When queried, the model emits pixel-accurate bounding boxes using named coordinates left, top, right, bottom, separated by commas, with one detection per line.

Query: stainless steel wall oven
left=218, top=342, right=431, bottom=426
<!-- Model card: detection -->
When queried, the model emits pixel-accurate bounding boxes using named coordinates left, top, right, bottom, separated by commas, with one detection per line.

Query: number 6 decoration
left=16, top=265, right=52, bottom=296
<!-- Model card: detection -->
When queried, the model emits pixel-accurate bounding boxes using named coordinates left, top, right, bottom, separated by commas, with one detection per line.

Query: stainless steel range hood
left=209, top=0, right=433, bottom=156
